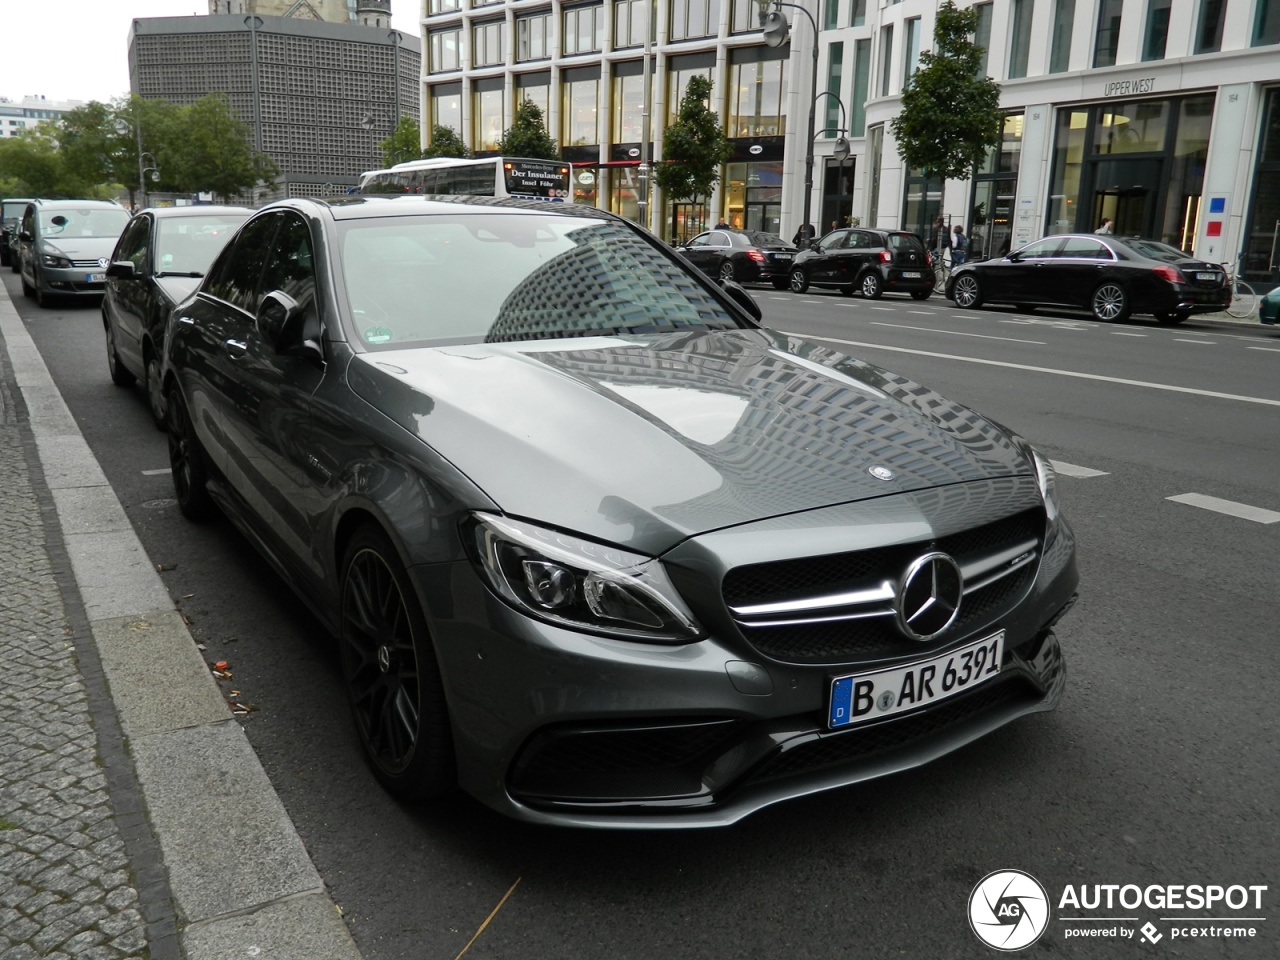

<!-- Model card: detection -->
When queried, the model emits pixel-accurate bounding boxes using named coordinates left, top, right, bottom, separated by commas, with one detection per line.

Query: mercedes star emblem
left=868, top=465, right=894, bottom=481
left=896, top=552, right=963, bottom=641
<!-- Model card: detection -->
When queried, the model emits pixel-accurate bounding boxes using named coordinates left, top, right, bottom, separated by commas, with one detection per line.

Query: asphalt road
left=9, top=269, right=1278, bottom=960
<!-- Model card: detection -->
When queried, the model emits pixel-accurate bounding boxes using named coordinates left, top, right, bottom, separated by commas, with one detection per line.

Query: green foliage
left=888, top=1, right=1003, bottom=184
left=423, top=125, right=471, bottom=159
left=167, top=94, right=277, bottom=201
left=0, top=130, right=76, bottom=197
left=495, top=100, right=559, bottom=160
left=380, top=116, right=424, bottom=166
left=654, top=75, right=732, bottom=203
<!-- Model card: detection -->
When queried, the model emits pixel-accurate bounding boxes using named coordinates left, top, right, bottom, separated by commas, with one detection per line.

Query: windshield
left=339, top=213, right=747, bottom=349
left=39, top=207, right=130, bottom=239
left=156, top=214, right=250, bottom=275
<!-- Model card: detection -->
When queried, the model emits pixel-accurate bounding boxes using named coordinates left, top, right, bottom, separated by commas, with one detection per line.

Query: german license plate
left=775, top=253, right=792, bottom=261
left=903, top=271, right=921, bottom=278
left=87, top=273, right=106, bottom=282
left=1194, top=272, right=1216, bottom=280
left=828, top=630, right=1005, bottom=729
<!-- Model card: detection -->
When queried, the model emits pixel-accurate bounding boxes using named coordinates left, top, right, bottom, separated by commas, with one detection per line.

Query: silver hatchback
left=17, top=199, right=131, bottom=308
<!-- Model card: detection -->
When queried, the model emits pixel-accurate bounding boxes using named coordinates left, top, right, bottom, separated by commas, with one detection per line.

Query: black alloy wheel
left=952, top=274, right=983, bottom=308
left=1091, top=282, right=1130, bottom=322
left=718, top=260, right=737, bottom=282
left=859, top=272, right=883, bottom=299
left=105, top=321, right=135, bottom=387
left=339, top=526, right=455, bottom=799
left=144, top=349, right=167, bottom=429
left=1154, top=310, right=1189, bottom=326
left=789, top=267, right=809, bottom=293
left=166, top=386, right=214, bottom=521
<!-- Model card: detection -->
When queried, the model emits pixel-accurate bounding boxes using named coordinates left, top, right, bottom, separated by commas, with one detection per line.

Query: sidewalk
left=0, top=287, right=363, bottom=960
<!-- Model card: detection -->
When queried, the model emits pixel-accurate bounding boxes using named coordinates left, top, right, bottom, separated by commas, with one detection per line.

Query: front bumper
left=38, top=264, right=108, bottom=296
left=413, top=482, right=1079, bottom=828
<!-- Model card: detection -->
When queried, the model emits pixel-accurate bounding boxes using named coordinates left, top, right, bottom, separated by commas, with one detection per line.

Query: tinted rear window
left=1122, top=239, right=1191, bottom=262
left=745, top=232, right=789, bottom=248
left=887, top=233, right=925, bottom=253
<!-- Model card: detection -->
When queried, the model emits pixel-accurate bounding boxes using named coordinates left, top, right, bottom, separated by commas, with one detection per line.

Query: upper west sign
left=1103, top=76, right=1156, bottom=97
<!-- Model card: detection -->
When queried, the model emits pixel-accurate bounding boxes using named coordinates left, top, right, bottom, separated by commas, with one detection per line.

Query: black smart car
left=945, top=234, right=1230, bottom=325
left=680, top=229, right=798, bottom=288
left=787, top=227, right=934, bottom=299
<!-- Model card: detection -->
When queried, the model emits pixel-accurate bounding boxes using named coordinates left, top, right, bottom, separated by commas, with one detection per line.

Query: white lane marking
left=1167, top=493, right=1280, bottom=524
left=778, top=331, right=1280, bottom=407
left=1111, top=331, right=1148, bottom=337
left=1001, top=317, right=1094, bottom=330
left=141, top=468, right=172, bottom=476
left=803, top=300, right=825, bottom=305
left=869, top=322, right=1044, bottom=344
left=1050, top=461, right=1110, bottom=478
left=869, top=306, right=895, bottom=311
left=1173, top=338, right=1215, bottom=345
left=909, top=310, right=933, bottom=315
left=1247, top=346, right=1280, bottom=353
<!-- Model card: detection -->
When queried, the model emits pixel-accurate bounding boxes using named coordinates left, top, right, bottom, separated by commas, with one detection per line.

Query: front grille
left=724, top=509, right=1043, bottom=665
left=70, top=259, right=104, bottom=269
left=743, top=677, right=1032, bottom=785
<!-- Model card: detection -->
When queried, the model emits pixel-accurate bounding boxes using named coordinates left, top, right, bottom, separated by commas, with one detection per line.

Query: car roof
left=259, top=194, right=627, bottom=224
left=144, top=205, right=254, bottom=218
left=32, top=198, right=127, bottom=209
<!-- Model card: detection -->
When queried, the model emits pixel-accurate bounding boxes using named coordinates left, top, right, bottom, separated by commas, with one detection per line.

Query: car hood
left=41, top=237, right=120, bottom=260
left=347, top=328, right=1032, bottom=554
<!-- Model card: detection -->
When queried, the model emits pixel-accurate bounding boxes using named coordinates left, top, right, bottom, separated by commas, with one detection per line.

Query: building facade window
left=516, top=72, right=551, bottom=121
left=825, top=42, right=844, bottom=138
left=667, top=55, right=713, bottom=124
left=1049, top=0, right=1075, bottom=73
left=1243, top=88, right=1280, bottom=284
left=615, top=0, right=650, bottom=46
left=969, top=112, right=1023, bottom=260
left=428, top=27, right=461, bottom=73
left=427, top=0, right=461, bottom=14
left=472, top=20, right=504, bottom=67
left=850, top=39, right=870, bottom=136
left=1094, top=0, right=1123, bottom=68
left=1008, top=0, right=1032, bottom=79
left=472, top=82, right=504, bottom=150
left=973, top=3, right=993, bottom=78
left=562, top=72, right=600, bottom=145
left=879, top=24, right=894, bottom=97
left=517, top=12, right=551, bottom=62
left=904, top=18, right=921, bottom=79
left=1142, top=0, right=1172, bottom=62
left=472, top=0, right=503, bottom=7
left=728, top=53, right=785, bottom=139
left=1255, top=1, right=1280, bottom=45
left=563, top=4, right=605, bottom=56
left=612, top=65, right=645, bottom=142
left=730, top=0, right=758, bottom=34
left=670, top=0, right=722, bottom=42
left=428, top=83, right=463, bottom=136
left=1195, top=0, right=1226, bottom=54
left=851, top=0, right=866, bottom=28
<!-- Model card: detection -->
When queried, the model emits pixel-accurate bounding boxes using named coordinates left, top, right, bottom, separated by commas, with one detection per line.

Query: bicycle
left=1222, top=254, right=1256, bottom=319
left=930, top=251, right=953, bottom=294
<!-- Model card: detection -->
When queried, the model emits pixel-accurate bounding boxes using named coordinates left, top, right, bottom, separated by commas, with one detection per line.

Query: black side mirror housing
left=106, top=261, right=137, bottom=279
left=719, top=279, right=762, bottom=323
left=256, top=290, right=323, bottom=364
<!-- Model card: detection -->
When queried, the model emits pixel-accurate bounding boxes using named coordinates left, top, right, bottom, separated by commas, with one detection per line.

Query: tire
left=952, top=274, right=983, bottom=308
left=339, top=525, right=455, bottom=800
left=144, top=348, right=167, bottom=429
left=859, top=272, right=883, bottom=300
left=166, top=386, right=215, bottom=521
left=788, top=267, right=809, bottom=293
left=105, top=321, right=135, bottom=387
left=1091, top=282, right=1130, bottom=322
left=771, top=278, right=788, bottom=290
left=34, top=272, right=49, bottom=308
left=910, top=290, right=932, bottom=301
left=718, top=260, right=736, bottom=283
left=1225, top=281, right=1256, bottom=319
left=1154, top=311, right=1189, bottom=326
left=21, top=269, right=34, bottom=298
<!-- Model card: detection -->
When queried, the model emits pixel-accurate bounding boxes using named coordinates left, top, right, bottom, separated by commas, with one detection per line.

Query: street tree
left=888, top=0, right=1002, bottom=259
left=380, top=116, right=424, bottom=166
left=110, top=95, right=188, bottom=206
left=0, top=130, right=71, bottom=197
left=654, top=75, right=732, bottom=232
left=167, top=94, right=277, bottom=201
left=56, top=101, right=122, bottom=195
left=495, top=99, right=559, bottom=160
left=423, top=125, right=471, bottom=159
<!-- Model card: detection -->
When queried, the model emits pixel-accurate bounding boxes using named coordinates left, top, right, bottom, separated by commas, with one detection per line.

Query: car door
left=681, top=232, right=716, bottom=276
left=105, top=215, right=153, bottom=378
left=987, top=237, right=1066, bottom=303
left=808, top=229, right=851, bottom=284
left=1048, top=237, right=1114, bottom=307
left=216, top=211, right=326, bottom=581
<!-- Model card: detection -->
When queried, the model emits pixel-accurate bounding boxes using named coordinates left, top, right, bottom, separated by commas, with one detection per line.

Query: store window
left=724, top=162, right=783, bottom=234
left=612, top=66, right=645, bottom=143
left=1094, top=100, right=1169, bottom=155
left=728, top=53, right=784, bottom=138
left=563, top=4, right=605, bottom=56
left=1195, top=0, right=1226, bottom=54
left=970, top=113, right=1023, bottom=260
left=1008, top=0, right=1032, bottom=79
left=1047, top=110, right=1088, bottom=234
left=428, top=83, right=463, bottom=138
left=472, top=82, right=504, bottom=151
left=517, top=12, right=551, bottom=62
left=516, top=73, right=551, bottom=123
left=563, top=71, right=600, bottom=146
left=670, top=0, right=721, bottom=42
left=1142, top=0, right=1172, bottom=62
left=667, top=55, right=714, bottom=125
left=1241, top=88, right=1280, bottom=285
left=428, top=27, right=461, bottom=73
left=1094, top=0, right=1123, bottom=67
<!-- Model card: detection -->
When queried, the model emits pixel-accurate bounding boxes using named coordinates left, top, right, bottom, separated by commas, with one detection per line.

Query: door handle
left=224, top=339, right=248, bottom=357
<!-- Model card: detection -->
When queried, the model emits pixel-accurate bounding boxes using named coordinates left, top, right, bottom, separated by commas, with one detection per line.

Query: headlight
left=41, top=253, right=73, bottom=268
left=469, top=513, right=702, bottom=643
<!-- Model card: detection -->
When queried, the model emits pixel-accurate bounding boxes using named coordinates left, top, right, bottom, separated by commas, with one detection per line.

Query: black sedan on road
left=679, top=228, right=798, bottom=288
left=945, top=234, right=1230, bottom=324
left=787, top=227, right=934, bottom=299
left=103, top=205, right=251, bottom=426
left=161, top=195, right=1077, bottom=828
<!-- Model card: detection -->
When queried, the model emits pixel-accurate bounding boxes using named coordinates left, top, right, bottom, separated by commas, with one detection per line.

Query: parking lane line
left=1111, top=331, right=1147, bottom=336
left=1247, top=346, right=1280, bottom=353
left=141, top=468, right=172, bottom=476
left=869, top=322, right=1044, bottom=344
left=779, top=331, right=1280, bottom=407
left=1167, top=493, right=1280, bottom=524
left=1173, top=338, right=1216, bottom=345
left=1050, top=461, right=1110, bottom=478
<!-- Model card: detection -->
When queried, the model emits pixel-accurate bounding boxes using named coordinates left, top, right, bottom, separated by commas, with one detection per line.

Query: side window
left=818, top=229, right=849, bottom=252
left=1057, top=237, right=1109, bottom=259
left=204, top=214, right=280, bottom=314
left=115, top=217, right=151, bottom=272
left=259, top=214, right=317, bottom=310
left=21, top=206, right=34, bottom=235
left=687, top=233, right=711, bottom=248
left=1017, top=238, right=1064, bottom=259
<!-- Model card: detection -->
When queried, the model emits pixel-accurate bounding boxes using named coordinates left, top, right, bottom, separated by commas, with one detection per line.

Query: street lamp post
left=759, top=0, right=820, bottom=241
left=115, top=111, right=160, bottom=211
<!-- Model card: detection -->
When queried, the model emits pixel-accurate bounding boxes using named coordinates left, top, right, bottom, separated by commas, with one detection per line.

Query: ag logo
left=968, top=869, right=1050, bottom=951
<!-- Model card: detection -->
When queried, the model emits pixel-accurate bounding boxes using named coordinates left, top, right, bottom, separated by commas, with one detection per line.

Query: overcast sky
left=0, top=1, right=419, bottom=106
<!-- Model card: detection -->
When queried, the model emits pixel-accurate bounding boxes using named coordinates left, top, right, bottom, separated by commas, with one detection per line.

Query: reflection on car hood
left=41, top=237, right=120, bottom=260
left=154, top=276, right=202, bottom=303
left=348, top=328, right=1031, bottom=553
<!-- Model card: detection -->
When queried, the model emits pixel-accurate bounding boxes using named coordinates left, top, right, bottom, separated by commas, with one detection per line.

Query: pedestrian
left=951, top=224, right=968, bottom=264
left=830, top=219, right=840, bottom=233
left=715, top=217, right=730, bottom=229
left=792, top=222, right=815, bottom=247
left=1095, top=218, right=1113, bottom=235
left=927, top=217, right=951, bottom=260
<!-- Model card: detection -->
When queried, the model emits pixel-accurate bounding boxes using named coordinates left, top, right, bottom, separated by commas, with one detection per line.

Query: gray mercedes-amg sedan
left=161, top=195, right=1078, bottom=828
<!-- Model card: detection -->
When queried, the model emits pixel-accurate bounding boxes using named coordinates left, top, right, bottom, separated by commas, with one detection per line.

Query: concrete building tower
left=355, top=0, right=391, bottom=28
left=207, top=1, right=246, bottom=13
left=207, top=0, right=352, bottom=22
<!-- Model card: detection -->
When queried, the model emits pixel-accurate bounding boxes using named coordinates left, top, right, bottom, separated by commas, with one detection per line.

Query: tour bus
left=358, top=156, right=572, bottom=201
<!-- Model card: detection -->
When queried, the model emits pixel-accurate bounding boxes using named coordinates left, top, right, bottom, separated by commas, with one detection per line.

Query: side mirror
left=256, top=290, right=323, bottom=363
left=720, top=279, right=762, bottom=323
left=106, top=260, right=137, bottom=279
